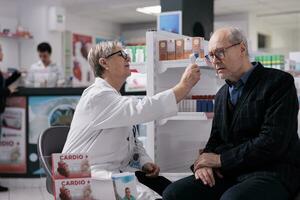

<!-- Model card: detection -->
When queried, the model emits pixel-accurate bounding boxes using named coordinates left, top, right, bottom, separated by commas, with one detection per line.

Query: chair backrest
left=37, top=126, right=70, bottom=194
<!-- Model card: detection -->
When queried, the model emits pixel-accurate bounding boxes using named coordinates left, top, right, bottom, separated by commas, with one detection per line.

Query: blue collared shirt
left=226, top=62, right=258, bottom=105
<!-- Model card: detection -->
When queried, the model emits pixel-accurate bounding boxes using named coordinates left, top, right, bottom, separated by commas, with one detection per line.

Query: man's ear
left=240, top=42, right=246, bottom=55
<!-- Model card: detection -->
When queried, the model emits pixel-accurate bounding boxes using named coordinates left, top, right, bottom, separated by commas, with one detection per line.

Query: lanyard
left=132, top=125, right=139, bottom=144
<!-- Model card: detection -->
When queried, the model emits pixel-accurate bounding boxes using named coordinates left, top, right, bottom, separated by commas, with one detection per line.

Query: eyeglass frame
left=105, top=50, right=129, bottom=60
left=207, top=42, right=242, bottom=62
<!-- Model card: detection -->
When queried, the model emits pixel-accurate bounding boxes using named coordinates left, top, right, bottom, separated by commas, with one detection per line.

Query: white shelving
left=146, top=31, right=221, bottom=172
left=158, top=59, right=213, bottom=73
left=159, top=112, right=214, bottom=125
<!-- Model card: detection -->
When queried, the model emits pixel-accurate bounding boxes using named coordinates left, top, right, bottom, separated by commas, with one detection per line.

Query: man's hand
left=194, top=153, right=221, bottom=171
left=194, top=167, right=223, bottom=187
left=142, top=162, right=160, bottom=177
left=194, top=167, right=215, bottom=187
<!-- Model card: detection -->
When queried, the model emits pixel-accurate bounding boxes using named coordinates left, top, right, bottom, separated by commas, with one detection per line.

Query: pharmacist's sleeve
left=91, top=89, right=178, bottom=129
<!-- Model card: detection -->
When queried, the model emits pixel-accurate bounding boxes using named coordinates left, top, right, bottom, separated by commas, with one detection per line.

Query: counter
left=0, top=87, right=85, bottom=177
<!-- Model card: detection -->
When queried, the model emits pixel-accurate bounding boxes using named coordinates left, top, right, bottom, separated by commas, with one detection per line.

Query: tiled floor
left=0, top=178, right=52, bottom=200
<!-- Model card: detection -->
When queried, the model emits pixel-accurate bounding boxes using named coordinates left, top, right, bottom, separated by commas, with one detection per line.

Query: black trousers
left=162, top=174, right=289, bottom=200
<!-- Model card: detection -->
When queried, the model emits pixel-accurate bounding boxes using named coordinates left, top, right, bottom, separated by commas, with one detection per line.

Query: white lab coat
left=62, top=77, right=178, bottom=178
left=26, top=60, right=64, bottom=87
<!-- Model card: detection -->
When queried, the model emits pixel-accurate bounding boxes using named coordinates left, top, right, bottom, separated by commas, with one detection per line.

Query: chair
left=37, top=126, right=70, bottom=195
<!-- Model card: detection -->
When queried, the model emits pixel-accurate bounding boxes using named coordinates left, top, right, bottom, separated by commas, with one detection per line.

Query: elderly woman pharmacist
left=62, top=41, right=200, bottom=198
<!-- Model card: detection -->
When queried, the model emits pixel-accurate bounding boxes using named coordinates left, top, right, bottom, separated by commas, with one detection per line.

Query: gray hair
left=227, top=27, right=249, bottom=55
left=87, top=41, right=122, bottom=77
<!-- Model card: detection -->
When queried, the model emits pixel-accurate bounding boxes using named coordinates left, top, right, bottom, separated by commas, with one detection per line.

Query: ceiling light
left=136, top=5, right=161, bottom=15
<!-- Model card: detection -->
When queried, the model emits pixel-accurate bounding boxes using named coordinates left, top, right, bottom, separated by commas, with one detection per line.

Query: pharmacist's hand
left=180, top=63, right=201, bottom=89
left=8, top=82, right=18, bottom=93
left=173, top=64, right=200, bottom=103
left=142, top=163, right=160, bottom=177
left=194, top=167, right=215, bottom=187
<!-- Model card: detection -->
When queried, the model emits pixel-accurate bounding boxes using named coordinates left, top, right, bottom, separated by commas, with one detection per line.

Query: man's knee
left=162, top=183, right=177, bottom=200
left=220, top=190, right=243, bottom=200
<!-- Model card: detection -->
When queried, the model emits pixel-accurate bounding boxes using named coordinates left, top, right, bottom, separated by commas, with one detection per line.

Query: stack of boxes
left=255, top=55, right=285, bottom=69
left=159, top=37, right=205, bottom=61
left=126, top=45, right=146, bottom=63
left=178, top=95, right=215, bottom=113
left=52, top=153, right=93, bottom=200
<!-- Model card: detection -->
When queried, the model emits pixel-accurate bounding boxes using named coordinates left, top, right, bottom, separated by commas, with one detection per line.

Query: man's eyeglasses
left=207, top=42, right=241, bottom=62
left=105, top=50, right=129, bottom=60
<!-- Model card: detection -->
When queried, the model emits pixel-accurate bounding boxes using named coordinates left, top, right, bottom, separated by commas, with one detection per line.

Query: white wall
left=0, top=0, right=120, bottom=72
left=214, top=12, right=258, bottom=53
left=256, top=21, right=300, bottom=56
left=214, top=13, right=249, bottom=36
left=66, top=14, right=120, bottom=41
left=120, top=22, right=156, bottom=44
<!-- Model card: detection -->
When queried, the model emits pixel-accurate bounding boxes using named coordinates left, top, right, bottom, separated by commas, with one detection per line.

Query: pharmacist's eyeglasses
left=105, top=50, right=128, bottom=60
left=207, top=42, right=241, bottom=62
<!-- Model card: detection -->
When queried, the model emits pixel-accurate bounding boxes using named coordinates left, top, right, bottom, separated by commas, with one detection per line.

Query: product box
left=175, top=39, right=184, bottom=60
left=135, top=46, right=146, bottom=63
left=54, top=178, right=95, bottom=200
left=184, top=37, right=193, bottom=59
left=0, top=136, right=23, bottom=164
left=192, top=37, right=205, bottom=58
left=159, top=40, right=168, bottom=61
left=52, top=153, right=91, bottom=179
left=112, top=172, right=137, bottom=200
left=126, top=46, right=136, bottom=62
left=167, top=39, right=176, bottom=60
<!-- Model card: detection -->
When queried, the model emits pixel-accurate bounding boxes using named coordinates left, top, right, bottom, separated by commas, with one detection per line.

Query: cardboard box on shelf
left=175, top=39, right=184, bottom=60
left=184, top=37, right=193, bottom=59
left=192, top=37, right=205, bottom=58
left=167, top=39, right=176, bottom=60
left=159, top=40, right=168, bottom=61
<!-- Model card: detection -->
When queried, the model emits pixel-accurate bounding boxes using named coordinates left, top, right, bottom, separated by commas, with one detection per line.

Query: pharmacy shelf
left=159, top=112, right=214, bottom=125
left=130, top=62, right=146, bottom=73
left=158, top=59, right=213, bottom=73
left=0, top=34, right=33, bottom=40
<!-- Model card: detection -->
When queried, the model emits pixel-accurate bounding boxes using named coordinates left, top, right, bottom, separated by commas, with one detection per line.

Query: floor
left=0, top=178, right=53, bottom=200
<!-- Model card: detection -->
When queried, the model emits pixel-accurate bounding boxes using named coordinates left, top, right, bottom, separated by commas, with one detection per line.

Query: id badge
left=129, top=146, right=141, bottom=169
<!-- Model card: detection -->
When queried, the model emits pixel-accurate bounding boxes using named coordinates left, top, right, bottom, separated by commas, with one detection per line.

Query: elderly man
left=163, top=27, right=300, bottom=200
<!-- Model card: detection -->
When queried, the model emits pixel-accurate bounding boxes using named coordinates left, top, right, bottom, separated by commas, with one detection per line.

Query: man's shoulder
left=260, top=67, right=294, bottom=84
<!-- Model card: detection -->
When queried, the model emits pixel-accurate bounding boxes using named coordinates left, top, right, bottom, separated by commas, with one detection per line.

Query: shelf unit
left=0, top=34, right=34, bottom=70
left=158, top=112, right=214, bottom=126
left=145, top=31, right=223, bottom=172
left=129, top=62, right=146, bottom=73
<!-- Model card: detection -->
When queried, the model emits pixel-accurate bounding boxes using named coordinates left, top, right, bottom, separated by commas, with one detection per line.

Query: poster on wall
left=72, top=33, right=94, bottom=87
left=0, top=97, right=26, bottom=174
left=28, top=96, right=80, bottom=176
